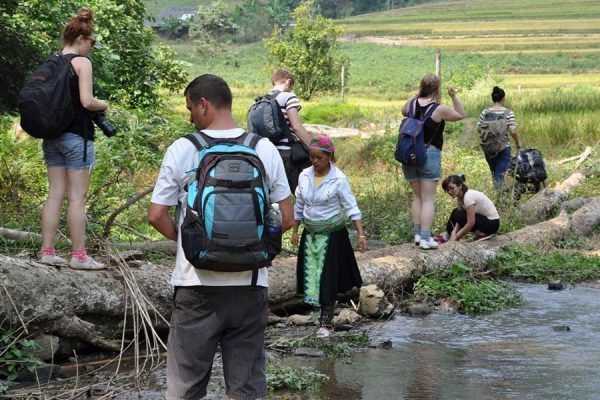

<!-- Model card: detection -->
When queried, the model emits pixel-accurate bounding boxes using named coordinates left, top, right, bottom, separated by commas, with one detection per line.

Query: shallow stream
left=23, top=283, right=599, bottom=399
left=288, top=283, right=600, bottom=400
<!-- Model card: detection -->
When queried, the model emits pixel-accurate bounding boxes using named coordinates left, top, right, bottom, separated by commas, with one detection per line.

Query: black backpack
left=247, top=90, right=291, bottom=144
left=18, top=54, right=80, bottom=139
left=510, top=148, right=548, bottom=184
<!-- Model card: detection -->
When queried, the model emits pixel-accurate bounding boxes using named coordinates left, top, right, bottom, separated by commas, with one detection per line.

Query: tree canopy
left=0, top=0, right=187, bottom=112
left=265, top=0, right=346, bottom=100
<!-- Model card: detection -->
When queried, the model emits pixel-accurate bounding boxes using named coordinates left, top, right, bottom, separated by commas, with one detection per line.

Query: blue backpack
left=394, top=98, right=439, bottom=166
left=180, top=131, right=281, bottom=274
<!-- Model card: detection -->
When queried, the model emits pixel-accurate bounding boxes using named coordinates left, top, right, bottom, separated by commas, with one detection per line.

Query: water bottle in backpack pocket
left=394, top=98, right=439, bottom=166
left=266, top=203, right=282, bottom=260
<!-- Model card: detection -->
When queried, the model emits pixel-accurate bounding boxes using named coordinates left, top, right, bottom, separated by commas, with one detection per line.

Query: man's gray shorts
left=166, top=285, right=268, bottom=400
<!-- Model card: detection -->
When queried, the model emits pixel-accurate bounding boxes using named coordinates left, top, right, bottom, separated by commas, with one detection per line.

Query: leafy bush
left=0, top=328, right=40, bottom=382
left=265, top=0, right=346, bottom=100
left=267, top=364, right=329, bottom=391
left=0, top=0, right=187, bottom=111
left=413, top=263, right=522, bottom=314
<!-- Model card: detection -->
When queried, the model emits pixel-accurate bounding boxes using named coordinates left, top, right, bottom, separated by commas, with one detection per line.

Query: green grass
left=491, top=243, right=600, bottom=283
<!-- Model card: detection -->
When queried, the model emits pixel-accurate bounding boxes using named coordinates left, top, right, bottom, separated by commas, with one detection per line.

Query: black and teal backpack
left=180, top=131, right=280, bottom=274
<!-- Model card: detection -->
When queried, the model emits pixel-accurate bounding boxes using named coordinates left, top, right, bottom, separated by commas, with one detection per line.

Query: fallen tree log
left=518, top=171, right=586, bottom=224
left=1, top=198, right=599, bottom=351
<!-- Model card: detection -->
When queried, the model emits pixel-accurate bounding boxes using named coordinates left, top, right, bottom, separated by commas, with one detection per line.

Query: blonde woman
left=401, top=75, right=464, bottom=250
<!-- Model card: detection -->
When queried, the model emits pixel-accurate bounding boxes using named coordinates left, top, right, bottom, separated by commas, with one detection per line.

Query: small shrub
left=267, top=364, right=329, bottom=391
left=413, top=263, right=522, bottom=314
left=0, top=328, right=41, bottom=382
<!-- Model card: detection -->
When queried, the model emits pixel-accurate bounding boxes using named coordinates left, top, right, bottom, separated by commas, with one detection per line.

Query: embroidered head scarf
left=309, top=134, right=335, bottom=153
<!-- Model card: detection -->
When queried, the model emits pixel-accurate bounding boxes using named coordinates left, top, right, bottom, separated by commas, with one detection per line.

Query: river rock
left=548, top=280, right=565, bottom=290
left=408, top=302, right=431, bottom=316
left=552, top=325, right=571, bottom=331
left=288, top=314, right=314, bottom=326
left=17, top=363, right=63, bottom=382
left=333, top=308, right=361, bottom=325
left=32, top=334, right=59, bottom=362
left=294, top=347, right=325, bottom=357
left=358, top=284, right=391, bottom=318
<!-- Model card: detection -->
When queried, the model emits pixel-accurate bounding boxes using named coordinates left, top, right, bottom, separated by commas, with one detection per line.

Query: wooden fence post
left=341, top=63, right=346, bottom=101
left=435, top=50, right=441, bottom=78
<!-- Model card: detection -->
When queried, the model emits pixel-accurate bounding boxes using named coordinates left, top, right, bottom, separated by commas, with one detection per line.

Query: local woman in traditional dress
left=292, top=135, right=366, bottom=338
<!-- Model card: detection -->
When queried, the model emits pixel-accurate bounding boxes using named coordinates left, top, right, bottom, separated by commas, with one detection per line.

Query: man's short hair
left=271, top=69, right=294, bottom=87
left=184, top=74, right=232, bottom=109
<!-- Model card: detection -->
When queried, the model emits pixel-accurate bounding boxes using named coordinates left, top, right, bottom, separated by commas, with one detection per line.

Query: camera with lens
left=92, top=112, right=117, bottom=137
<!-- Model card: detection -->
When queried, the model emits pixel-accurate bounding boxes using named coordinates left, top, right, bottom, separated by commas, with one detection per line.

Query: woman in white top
left=436, top=174, right=500, bottom=243
left=292, top=134, right=366, bottom=338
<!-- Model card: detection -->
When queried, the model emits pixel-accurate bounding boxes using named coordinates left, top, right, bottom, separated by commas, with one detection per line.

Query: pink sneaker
left=473, top=234, right=494, bottom=242
left=433, top=235, right=447, bottom=244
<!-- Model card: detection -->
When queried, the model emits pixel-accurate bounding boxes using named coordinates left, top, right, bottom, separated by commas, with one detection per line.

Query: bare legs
left=409, top=179, right=439, bottom=235
left=41, top=166, right=91, bottom=251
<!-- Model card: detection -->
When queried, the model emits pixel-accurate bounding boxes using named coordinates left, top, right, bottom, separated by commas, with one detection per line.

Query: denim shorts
left=42, top=132, right=95, bottom=169
left=402, top=146, right=442, bottom=181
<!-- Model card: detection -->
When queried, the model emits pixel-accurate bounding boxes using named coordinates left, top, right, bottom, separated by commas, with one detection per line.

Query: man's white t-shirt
left=151, top=128, right=291, bottom=287
left=460, top=189, right=500, bottom=220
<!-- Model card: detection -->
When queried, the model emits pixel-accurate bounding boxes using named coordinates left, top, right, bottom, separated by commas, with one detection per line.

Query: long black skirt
left=296, top=227, right=363, bottom=307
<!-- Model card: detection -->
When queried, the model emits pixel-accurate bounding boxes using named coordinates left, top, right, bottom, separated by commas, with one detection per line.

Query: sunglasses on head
left=87, top=36, right=96, bottom=46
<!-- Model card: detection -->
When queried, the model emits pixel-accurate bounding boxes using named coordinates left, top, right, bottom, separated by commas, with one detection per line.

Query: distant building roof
left=145, top=6, right=197, bottom=29
left=156, top=7, right=197, bottom=22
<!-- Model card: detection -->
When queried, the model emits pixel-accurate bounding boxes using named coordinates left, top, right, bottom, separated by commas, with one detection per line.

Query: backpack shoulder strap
left=407, top=98, right=417, bottom=118
left=423, top=102, right=439, bottom=119
left=243, top=131, right=262, bottom=149
left=265, top=90, right=281, bottom=100
left=184, top=132, right=210, bottom=151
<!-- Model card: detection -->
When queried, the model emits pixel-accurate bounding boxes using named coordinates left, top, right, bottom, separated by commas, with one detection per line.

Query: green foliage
left=265, top=0, right=347, bottom=99
left=190, top=0, right=238, bottom=69
left=490, top=244, right=600, bottom=282
left=160, top=15, right=187, bottom=40
left=413, top=263, right=522, bottom=314
left=0, top=0, right=187, bottom=111
left=232, top=0, right=299, bottom=43
left=270, top=330, right=369, bottom=357
left=0, top=328, right=41, bottom=382
left=267, top=364, right=329, bottom=391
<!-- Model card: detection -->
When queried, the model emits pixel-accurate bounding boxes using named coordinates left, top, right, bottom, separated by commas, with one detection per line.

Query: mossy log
left=1, top=197, right=598, bottom=350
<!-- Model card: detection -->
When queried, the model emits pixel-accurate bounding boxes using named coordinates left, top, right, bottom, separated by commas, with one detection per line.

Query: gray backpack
left=477, top=109, right=511, bottom=155
left=247, top=90, right=290, bottom=144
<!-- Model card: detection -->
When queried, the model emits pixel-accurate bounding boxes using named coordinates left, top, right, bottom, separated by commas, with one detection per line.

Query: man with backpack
left=248, top=69, right=312, bottom=193
left=148, top=74, right=293, bottom=400
left=477, top=86, right=522, bottom=190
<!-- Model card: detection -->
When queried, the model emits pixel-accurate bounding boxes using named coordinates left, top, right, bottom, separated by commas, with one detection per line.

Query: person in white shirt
left=268, top=69, right=312, bottom=193
left=435, top=174, right=500, bottom=243
left=291, top=134, right=366, bottom=338
left=147, top=74, right=293, bottom=400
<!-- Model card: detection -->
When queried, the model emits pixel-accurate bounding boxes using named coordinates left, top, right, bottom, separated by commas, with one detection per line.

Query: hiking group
left=21, top=7, right=550, bottom=400
left=147, top=73, right=366, bottom=399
